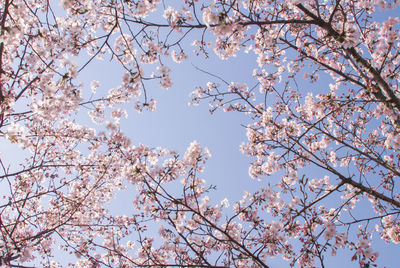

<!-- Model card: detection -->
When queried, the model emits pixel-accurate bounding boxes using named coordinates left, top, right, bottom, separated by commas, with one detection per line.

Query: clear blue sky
left=78, top=35, right=399, bottom=267
left=2, top=2, right=399, bottom=267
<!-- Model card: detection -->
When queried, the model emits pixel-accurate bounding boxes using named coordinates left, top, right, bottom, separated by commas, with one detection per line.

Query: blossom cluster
left=1, top=0, right=400, bottom=267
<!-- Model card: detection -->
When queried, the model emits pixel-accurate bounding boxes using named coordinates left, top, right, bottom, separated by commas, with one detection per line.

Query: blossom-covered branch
left=1, top=0, right=400, bottom=267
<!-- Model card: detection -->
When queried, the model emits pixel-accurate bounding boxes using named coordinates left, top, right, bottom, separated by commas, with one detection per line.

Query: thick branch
left=296, top=3, right=400, bottom=114
left=0, top=0, right=10, bottom=103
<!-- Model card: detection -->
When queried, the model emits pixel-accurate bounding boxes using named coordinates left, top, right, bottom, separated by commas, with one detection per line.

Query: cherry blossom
left=1, top=0, right=400, bottom=267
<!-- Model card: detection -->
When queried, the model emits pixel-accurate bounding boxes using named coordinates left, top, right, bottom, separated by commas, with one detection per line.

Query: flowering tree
left=1, top=0, right=400, bottom=267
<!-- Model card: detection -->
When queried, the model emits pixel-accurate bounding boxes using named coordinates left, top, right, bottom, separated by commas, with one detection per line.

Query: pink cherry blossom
left=1, top=0, right=400, bottom=267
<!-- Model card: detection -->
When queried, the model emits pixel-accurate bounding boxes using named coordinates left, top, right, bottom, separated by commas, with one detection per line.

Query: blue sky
left=78, top=35, right=399, bottom=267
left=2, top=1, right=400, bottom=267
